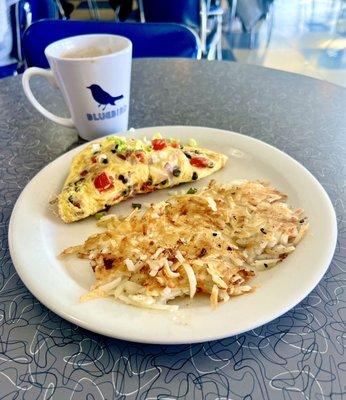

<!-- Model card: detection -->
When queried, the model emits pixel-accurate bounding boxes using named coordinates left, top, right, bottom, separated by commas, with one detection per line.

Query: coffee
left=61, top=46, right=115, bottom=59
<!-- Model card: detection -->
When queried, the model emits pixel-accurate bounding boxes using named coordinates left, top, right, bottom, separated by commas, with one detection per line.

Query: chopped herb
left=95, top=211, right=107, bottom=220
left=132, top=203, right=142, bottom=209
left=260, top=228, right=267, bottom=234
left=187, top=187, right=198, bottom=194
left=173, top=168, right=181, bottom=177
left=152, top=133, right=162, bottom=139
left=192, top=172, right=198, bottom=180
left=188, top=138, right=197, bottom=147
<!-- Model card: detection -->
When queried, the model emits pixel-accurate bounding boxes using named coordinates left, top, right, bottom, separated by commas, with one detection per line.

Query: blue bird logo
left=87, top=84, right=124, bottom=110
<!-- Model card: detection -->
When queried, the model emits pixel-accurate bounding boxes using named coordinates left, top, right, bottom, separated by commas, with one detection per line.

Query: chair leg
left=87, top=0, right=100, bottom=20
left=225, top=0, right=237, bottom=32
left=200, top=0, right=207, bottom=55
left=54, top=0, right=67, bottom=19
left=216, top=14, right=223, bottom=60
left=137, top=0, right=146, bottom=22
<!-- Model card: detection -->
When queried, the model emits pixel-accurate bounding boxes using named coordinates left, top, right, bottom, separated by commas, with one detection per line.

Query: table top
left=1, top=59, right=345, bottom=399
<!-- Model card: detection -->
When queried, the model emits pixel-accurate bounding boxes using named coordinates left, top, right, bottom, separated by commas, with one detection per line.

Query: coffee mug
left=22, top=34, right=132, bottom=141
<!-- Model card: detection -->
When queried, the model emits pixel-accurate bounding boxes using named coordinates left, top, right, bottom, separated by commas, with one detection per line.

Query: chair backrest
left=23, top=20, right=199, bottom=68
left=8, top=0, right=59, bottom=72
left=141, top=0, right=200, bottom=30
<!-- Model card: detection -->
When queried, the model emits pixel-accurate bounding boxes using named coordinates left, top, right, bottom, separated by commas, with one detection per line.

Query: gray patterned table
left=0, top=59, right=345, bottom=400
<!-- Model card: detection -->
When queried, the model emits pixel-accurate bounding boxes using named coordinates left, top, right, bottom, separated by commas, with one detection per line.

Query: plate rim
left=8, top=125, right=338, bottom=344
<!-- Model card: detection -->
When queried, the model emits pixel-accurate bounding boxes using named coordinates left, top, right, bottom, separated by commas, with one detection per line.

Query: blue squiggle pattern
left=0, top=60, right=346, bottom=399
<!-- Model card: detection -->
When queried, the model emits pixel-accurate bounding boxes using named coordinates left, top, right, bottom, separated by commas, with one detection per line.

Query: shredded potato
left=60, top=180, right=308, bottom=310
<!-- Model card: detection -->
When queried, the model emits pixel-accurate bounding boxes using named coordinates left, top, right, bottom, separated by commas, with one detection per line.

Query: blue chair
left=0, top=0, right=60, bottom=78
left=138, top=0, right=223, bottom=60
left=22, top=19, right=200, bottom=68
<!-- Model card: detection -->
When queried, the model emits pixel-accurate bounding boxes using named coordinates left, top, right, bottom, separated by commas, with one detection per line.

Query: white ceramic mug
left=22, top=34, right=132, bottom=141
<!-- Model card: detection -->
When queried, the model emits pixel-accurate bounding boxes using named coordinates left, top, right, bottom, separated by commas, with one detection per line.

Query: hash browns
left=60, top=180, right=308, bottom=310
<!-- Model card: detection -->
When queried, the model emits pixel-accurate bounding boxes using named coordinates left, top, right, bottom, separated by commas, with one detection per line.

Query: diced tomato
left=152, top=139, right=167, bottom=151
left=170, top=141, right=179, bottom=148
left=190, top=156, right=210, bottom=168
left=134, top=151, right=146, bottom=163
left=94, top=172, right=114, bottom=192
left=91, top=156, right=97, bottom=164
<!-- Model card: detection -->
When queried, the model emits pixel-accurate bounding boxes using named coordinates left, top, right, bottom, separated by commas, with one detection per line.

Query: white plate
left=9, top=126, right=337, bottom=344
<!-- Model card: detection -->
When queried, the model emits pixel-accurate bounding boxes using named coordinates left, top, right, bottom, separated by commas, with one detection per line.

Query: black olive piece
left=104, top=204, right=111, bottom=211
left=212, top=232, right=217, bottom=237
left=117, top=154, right=126, bottom=160
left=148, top=176, right=153, bottom=184
left=102, top=159, right=108, bottom=164
left=173, top=168, right=181, bottom=177
left=74, top=178, right=84, bottom=185
left=194, top=150, right=201, bottom=154
left=208, top=162, right=215, bottom=168
left=161, top=179, right=168, bottom=185
left=260, top=228, right=267, bottom=234
left=192, top=172, right=198, bottom=180
left=68, top=195, right=74, bottom=204
left=111, top=149, right=116, bottom=154
left=184, top=152, right=192, bottom=159
left=104, top=259, right=114, bottom=269
left=118, top=174, right=128, bottom=184
left=74, top=178, right=84, bottom=192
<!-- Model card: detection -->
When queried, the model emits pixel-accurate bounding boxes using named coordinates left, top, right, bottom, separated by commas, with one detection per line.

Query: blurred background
left=1, top=0, right=345, bottom=86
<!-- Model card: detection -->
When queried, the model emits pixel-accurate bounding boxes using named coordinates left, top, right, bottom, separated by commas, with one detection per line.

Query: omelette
left=58, top=135, right=228, bottom=223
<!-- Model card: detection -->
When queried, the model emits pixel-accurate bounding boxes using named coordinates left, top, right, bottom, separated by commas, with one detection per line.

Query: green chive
left=95, top=211, right=107, bottom=220
left=187, top=188, right=198, bottom=194
left=132, top=203, right=142, bottom=209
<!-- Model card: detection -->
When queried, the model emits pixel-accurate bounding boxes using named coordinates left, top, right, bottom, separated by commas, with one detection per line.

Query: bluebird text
left=86, top=105, right=127, bottom=121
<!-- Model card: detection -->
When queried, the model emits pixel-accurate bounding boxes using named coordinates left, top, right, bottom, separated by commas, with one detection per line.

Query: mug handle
left=22, top=67, right=75, bottom=128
